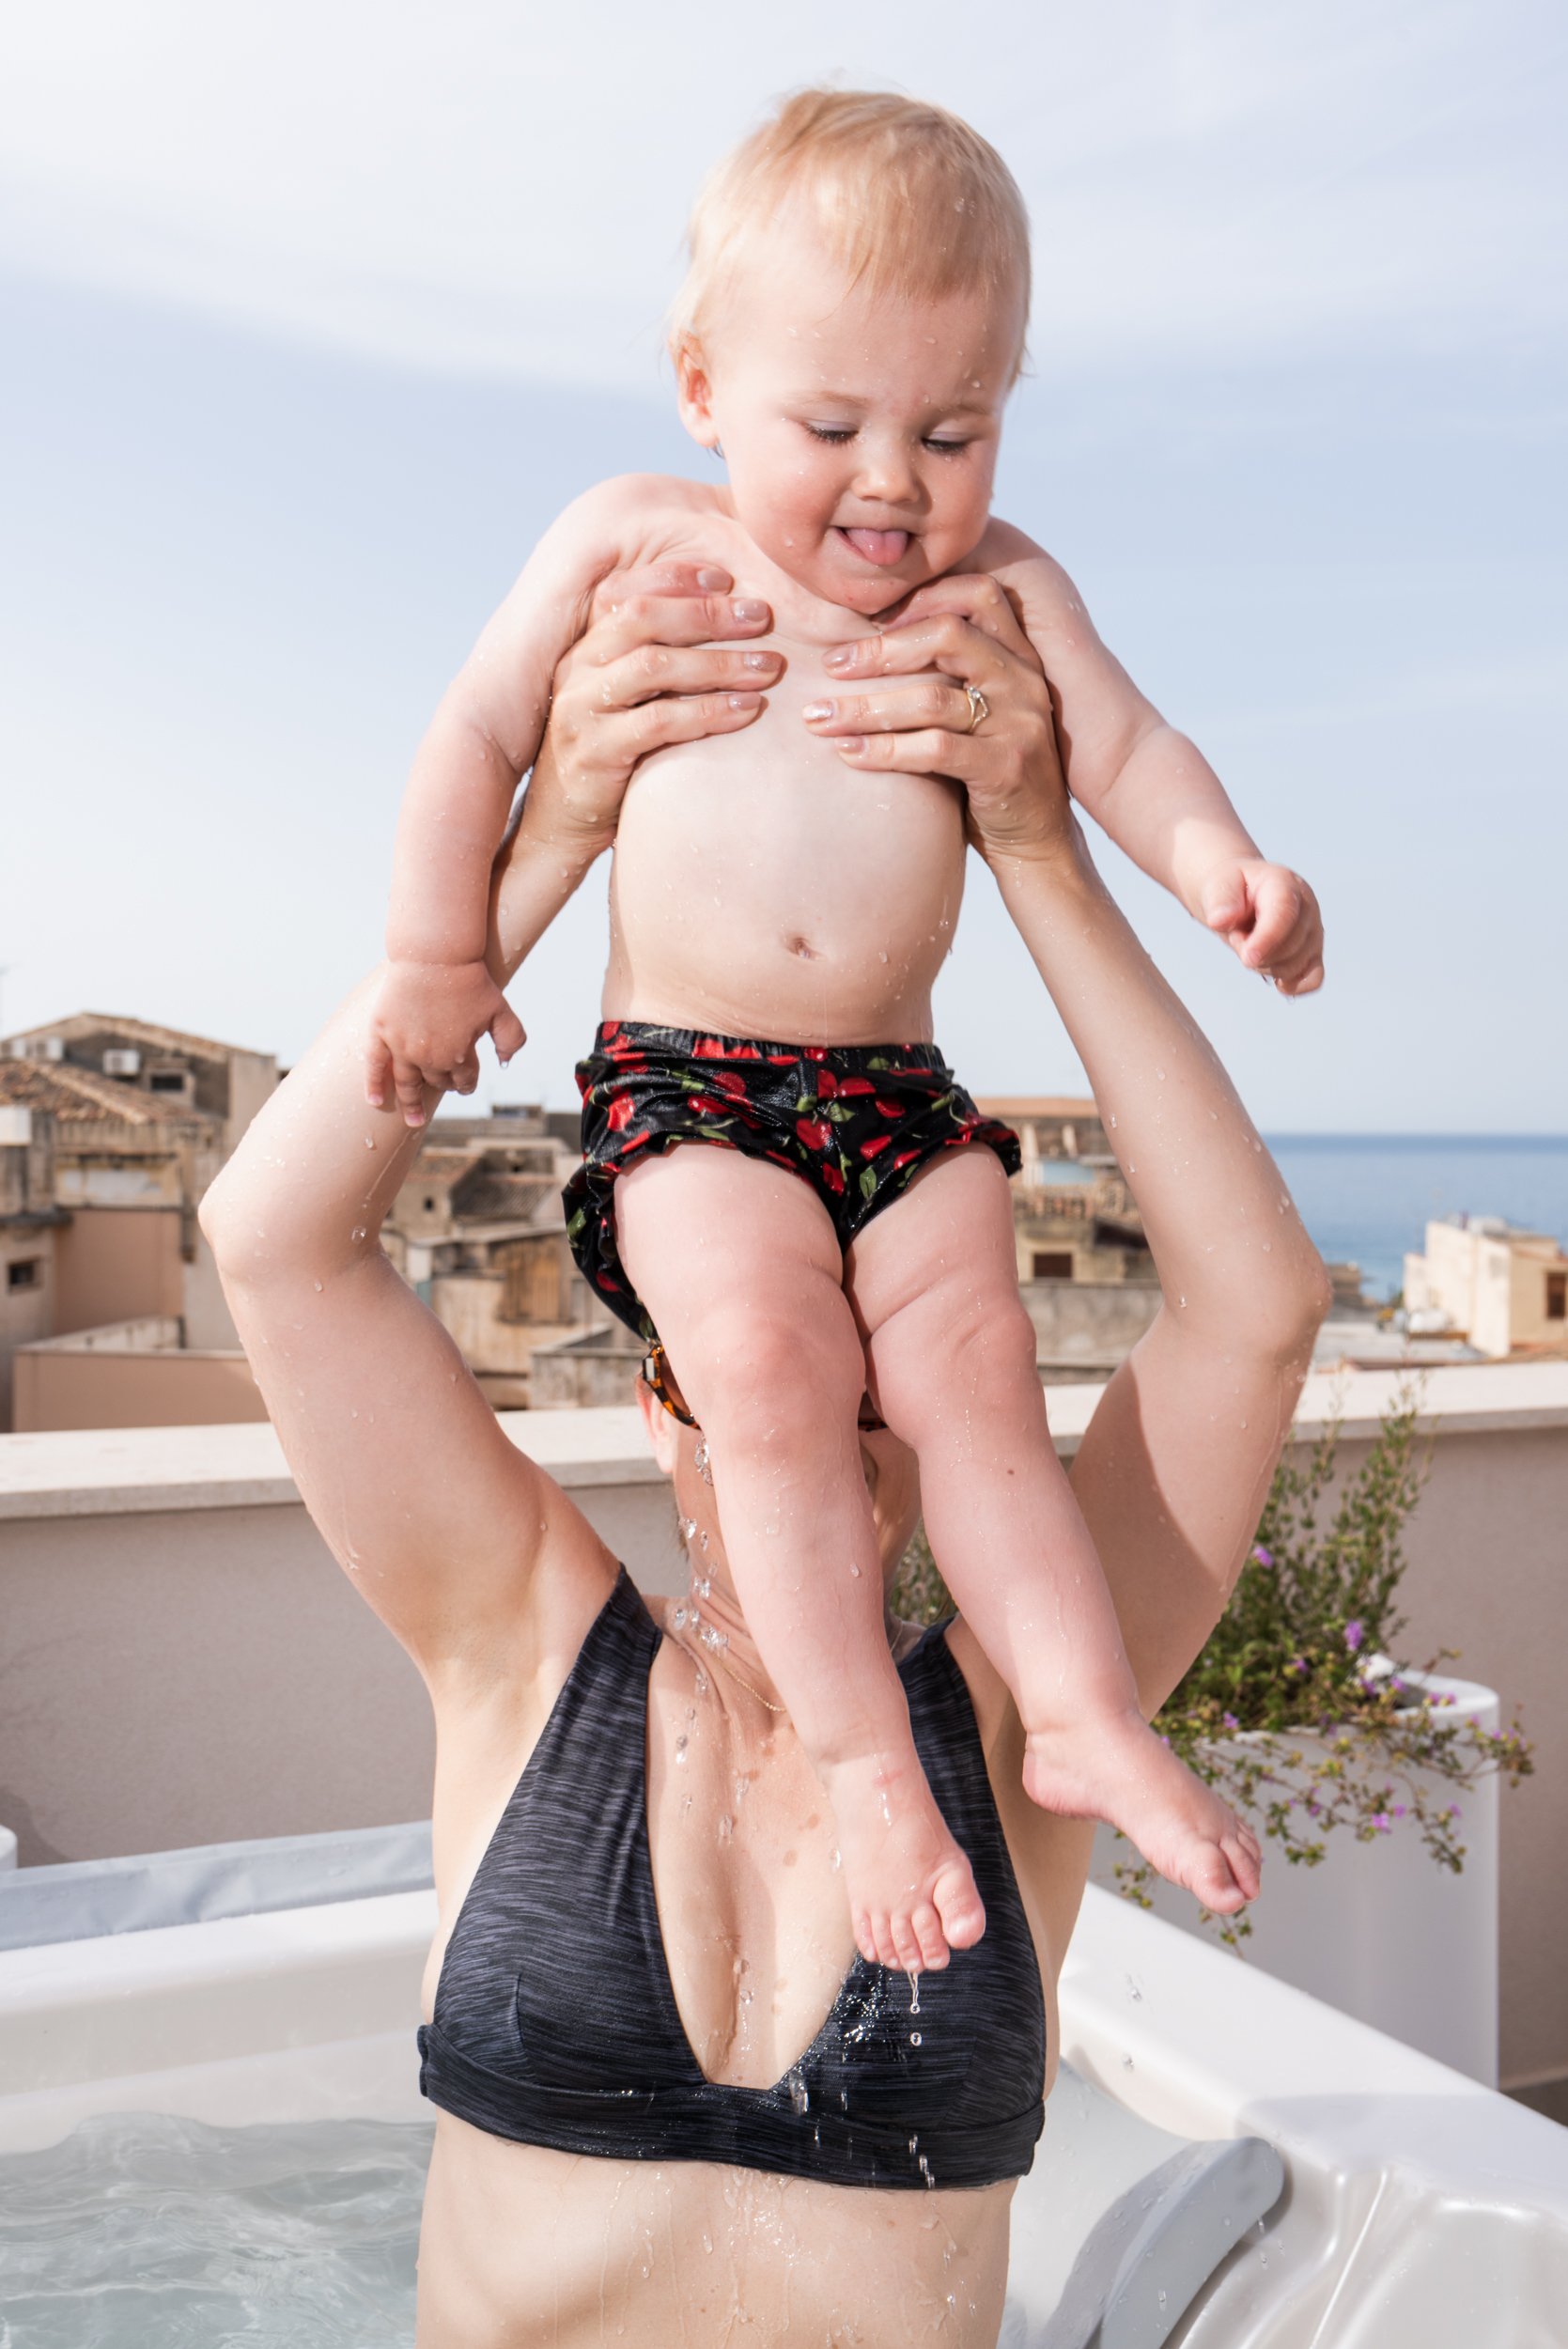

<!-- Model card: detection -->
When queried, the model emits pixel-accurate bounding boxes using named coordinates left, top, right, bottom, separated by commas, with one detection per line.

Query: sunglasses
left=643, top=1340, right=889, bottom=1435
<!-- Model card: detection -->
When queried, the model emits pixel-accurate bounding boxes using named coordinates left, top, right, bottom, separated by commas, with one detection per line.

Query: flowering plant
left=893, top=1385, right=1534, bottom=1951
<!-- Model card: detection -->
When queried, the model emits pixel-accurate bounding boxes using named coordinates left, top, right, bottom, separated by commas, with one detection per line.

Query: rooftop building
left=1405, top=1215, right=1568, bottom=1361
left=0, top=1016, right=278, bottom=1429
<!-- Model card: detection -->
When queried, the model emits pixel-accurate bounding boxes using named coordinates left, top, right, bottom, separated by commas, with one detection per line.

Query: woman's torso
left=412, top=1568, right=1050, bottom=2348
left=602, top=504, right=970, bottom=1048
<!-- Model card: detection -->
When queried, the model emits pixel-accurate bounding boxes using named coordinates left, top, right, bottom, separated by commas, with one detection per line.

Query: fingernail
left=837, top=735, right=865, bottom=754
left=696, top=568, right=729, bottom=589
left=742, top=650, right=775, bottom=671
left=823, top=646, right=856, bottom=671
left=802, top=700, right=834, bottom=722
left=727, top=692, right=762, bottom=709
left=731, top=599, right=768, bottom=623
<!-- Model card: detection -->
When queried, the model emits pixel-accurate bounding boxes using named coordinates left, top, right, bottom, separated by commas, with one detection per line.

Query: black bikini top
left=417, top=1568, right=1046, bottom=2190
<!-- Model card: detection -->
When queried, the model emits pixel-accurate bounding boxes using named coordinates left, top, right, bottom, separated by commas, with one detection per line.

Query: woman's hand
left=802, top=572, right=1076, bottom=870
left=514, top=561, right=780, bottom=866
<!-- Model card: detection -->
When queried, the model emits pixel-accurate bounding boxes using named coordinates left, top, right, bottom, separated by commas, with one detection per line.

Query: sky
left=1, top=0, right=1564, bottom=1131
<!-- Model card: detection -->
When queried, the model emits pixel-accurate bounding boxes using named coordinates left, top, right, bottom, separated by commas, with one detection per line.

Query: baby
left=371, top=92, right=1321, bottom=1970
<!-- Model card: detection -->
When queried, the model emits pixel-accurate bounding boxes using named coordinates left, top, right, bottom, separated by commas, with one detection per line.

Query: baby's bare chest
left=615, top=629, right=966, bottom=896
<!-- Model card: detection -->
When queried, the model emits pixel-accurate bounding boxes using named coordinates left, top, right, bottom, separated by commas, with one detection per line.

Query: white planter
left=1090, top=1665, right=1500, bottom=2084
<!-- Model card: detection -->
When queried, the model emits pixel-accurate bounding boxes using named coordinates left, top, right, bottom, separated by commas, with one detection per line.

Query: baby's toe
left=891, top=1915, right=925, bottom=1977
left=909, top=1902, right=950, bottom=1973
left=866, top=1914, right=901, bottom=1971
left=1224, top=1830, right=1263, bottom=1903
left=932, top=1862, right=986, bottom=1952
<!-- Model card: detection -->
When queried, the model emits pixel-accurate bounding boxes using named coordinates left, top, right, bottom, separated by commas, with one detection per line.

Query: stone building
left=0, top=1016, right=277, bottom=1429
left=1405, top=1216, right=1568, bottom=1360
left=384, top=1109, right=613, bottom=1409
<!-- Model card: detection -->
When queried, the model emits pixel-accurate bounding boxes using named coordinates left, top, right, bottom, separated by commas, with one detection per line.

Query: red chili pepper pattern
left=563, top=1021, right=1020, bottom=1344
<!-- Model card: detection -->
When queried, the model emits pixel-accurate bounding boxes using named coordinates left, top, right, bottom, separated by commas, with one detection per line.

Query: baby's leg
left=613, top=1143, right=985, bottom=1970
left=846, top=1146, right=1259, bottom=1917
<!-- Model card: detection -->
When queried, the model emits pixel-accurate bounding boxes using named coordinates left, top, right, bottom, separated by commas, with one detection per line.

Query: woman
left=201, top=562, right=1327, bottom=2345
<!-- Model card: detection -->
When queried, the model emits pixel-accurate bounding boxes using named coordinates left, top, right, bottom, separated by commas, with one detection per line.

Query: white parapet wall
left=0, top=1363, right=1565, bottom=2094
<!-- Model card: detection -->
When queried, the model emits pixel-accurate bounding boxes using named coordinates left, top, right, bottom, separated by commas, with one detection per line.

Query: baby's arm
left=989, top=531, right=1324, bottom=995
left=372, top=476, right=667, bottom=1122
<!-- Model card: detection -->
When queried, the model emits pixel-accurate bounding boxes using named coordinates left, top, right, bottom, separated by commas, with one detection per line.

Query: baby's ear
left=673, top=334, right=721, bottom=452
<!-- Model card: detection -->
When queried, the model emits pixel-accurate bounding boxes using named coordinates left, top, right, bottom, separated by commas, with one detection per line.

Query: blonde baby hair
left=669, top=87, right=1032, bottom=382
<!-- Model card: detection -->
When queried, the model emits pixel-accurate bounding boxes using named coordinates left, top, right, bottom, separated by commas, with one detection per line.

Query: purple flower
left=1391, top=1804, right=1407, bottom=1818
left=1222, top=1711, right=1240, bottom=1731
left=1445, top=1804, right=1463, bottom=1820
left=1251, top=1545, right=1274, bottom=1567
left=1371, top=1812, right=1391, bottom=1832
left=1344, top=1620, right=1365, bottom=1652
left=1288, top=1656, right=1310, bottom=1676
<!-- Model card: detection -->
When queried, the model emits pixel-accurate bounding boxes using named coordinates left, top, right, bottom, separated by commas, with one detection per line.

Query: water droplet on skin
left=681, top=1517, right=698, bottom=1543
left=694, top=1439, right=714, bottom=1486
left=313, top=1280, right=323, bottom=1293
left=849, top=1562, right=862, bottom=1578
left=718, top=1813, right=734, bottom=1841
left=830, top=1847, right=842, bottom=1872
left=675, top=1735, right=689, bottom=1765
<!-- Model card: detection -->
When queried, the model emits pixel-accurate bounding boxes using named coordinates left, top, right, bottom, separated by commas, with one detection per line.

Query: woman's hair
left=669, top=87, right=1032, bottom=381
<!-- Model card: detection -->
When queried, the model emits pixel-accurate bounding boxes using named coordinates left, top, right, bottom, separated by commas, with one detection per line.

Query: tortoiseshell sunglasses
left=643, top=1339, right=889, bottom=1435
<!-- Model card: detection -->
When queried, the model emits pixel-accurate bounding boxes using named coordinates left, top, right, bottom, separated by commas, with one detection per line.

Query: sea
left=1263, top=1135, right=1568, bottom=1303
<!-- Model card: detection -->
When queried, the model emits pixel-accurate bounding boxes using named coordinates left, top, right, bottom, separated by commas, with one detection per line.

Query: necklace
left=703, top=1638, right=788, bottom=1716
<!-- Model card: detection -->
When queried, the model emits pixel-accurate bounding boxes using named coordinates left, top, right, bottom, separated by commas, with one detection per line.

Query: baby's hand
left=1199, top=860, right=1324, bottom=997
left=365, top=958, right=527, bottom=1128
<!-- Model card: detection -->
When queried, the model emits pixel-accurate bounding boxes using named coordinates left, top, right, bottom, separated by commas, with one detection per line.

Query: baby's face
left=682, top=222, right=1022, bottom=617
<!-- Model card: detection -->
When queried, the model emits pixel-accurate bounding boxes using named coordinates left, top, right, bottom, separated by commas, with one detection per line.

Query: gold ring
left=963, top=682, right=990, bottom=733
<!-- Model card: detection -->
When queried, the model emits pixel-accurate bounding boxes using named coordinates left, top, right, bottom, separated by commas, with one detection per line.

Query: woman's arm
left=202, top=566, right=769, bottom=1693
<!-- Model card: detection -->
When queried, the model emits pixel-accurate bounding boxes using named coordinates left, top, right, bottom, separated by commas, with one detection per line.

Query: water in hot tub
left=0, top=2113, right=434, bottom=2345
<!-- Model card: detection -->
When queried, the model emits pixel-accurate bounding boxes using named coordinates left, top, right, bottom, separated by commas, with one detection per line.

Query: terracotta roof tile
left=0, top=1060, right=215, bottom=1128
left=0, top=1012, right=271, bottom=1064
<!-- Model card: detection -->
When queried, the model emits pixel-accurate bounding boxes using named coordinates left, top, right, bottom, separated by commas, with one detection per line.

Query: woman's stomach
left=603, top=719, right=969, bottom=1046
left=418, top=2117, right=1014, bottom=2346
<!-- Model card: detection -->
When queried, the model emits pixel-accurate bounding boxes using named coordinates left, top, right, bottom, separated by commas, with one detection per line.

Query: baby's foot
left=1023, top=1708, right=1263, bottom=1915
left=820, top=1748, right=986, bottom=1974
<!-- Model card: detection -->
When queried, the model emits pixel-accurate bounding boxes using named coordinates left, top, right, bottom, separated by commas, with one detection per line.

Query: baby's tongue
left=842, top=526, right=910, bottom=567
